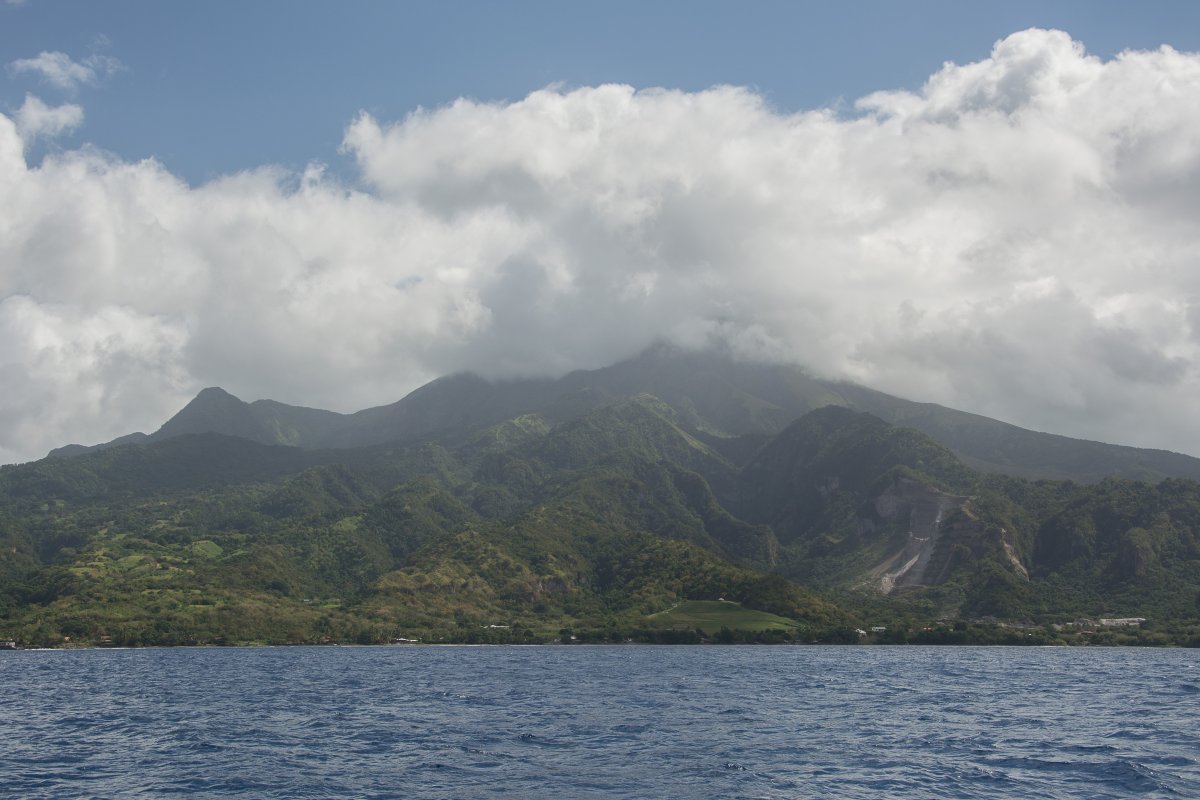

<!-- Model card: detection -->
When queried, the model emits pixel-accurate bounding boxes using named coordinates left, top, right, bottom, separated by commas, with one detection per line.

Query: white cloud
left=2, top=28, right=1200, bottom=462
left=13, top=94, right=83, bottom=143
left=8, top=51, right=123, bottom=93
left=0, top=296, right=190, bottom=465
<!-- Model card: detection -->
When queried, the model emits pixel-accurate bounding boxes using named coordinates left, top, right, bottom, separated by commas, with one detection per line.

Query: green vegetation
left=647, top=599, right=800, bottom=635
left=3, top=355, right=1200, bottom=648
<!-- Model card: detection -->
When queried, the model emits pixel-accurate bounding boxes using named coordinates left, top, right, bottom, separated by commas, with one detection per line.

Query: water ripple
left=1, top=645, right=1198, bottom=798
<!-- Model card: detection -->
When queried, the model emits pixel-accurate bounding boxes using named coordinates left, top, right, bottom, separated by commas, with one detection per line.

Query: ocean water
left=1, top=645, right=1197, bottom=799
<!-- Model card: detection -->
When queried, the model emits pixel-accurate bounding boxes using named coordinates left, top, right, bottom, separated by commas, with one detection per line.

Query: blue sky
left=5, top=1, right=1199, bottom=184
left=3, top=2, right=1200, bottom=463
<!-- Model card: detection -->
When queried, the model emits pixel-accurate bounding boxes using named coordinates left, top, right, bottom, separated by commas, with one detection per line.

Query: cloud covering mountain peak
left=2, top=29, right=1200, bottom=463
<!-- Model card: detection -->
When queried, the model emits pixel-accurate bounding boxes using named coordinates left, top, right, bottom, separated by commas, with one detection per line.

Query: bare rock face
left=869, top=479, right=1026, bottom=593
left=871, top=479, right=968, bottom=592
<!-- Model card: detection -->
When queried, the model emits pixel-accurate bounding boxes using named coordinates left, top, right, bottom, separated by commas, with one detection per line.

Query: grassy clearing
left=646, top=599, right=800, bottom=634
left=191, top=540, right=223, bottom=558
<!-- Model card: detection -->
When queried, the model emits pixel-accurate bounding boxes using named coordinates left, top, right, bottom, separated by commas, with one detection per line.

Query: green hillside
left=646, top=600, right=801, bottom=635
left=0, top=399, right=844, bottom=646
left=4, top=369, right=1200, bottom=648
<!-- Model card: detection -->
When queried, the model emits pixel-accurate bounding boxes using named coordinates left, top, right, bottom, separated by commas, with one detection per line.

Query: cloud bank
left=2, top=29, right=1200, bottom=463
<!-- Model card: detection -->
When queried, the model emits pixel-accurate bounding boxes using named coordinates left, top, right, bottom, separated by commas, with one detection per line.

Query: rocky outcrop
left=871, top=479, right=969, bottom=592
left=869, top=479, right=1026, bottom=593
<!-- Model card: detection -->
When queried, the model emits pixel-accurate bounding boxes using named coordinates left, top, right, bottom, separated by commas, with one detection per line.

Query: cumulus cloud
left=8, top=51, right=122, bottom=93
left=2, top=28, right=1200, bottom=462
left=13, top=94, right=83, bottom=143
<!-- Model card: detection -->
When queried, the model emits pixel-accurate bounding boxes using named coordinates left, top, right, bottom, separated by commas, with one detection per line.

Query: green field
left=646, top=600, right=800, bottom=634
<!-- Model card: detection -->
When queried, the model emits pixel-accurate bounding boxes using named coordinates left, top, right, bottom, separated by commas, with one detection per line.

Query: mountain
left=833, top=382, right=1200, bottom=483
left=1, top=397, right=853, bottom=646
left=736, top=408, right=1030, bottom=609
left=51, top=345, right=1200, bottom=485
left=45, top=387, right=347, bottom=459
left=727, top=407, right=1200, bottom=626
left=156, top=389, right=348, bottom=448
left=4, top=379, right=1200, bottom=647
left=8, top=347, right=1200, bottom=647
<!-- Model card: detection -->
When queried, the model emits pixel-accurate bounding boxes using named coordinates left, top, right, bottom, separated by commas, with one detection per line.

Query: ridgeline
left=3, top=348, right=1198, bottom=647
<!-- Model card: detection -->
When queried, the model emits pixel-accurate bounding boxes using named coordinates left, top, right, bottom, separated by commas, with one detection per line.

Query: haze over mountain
left=53, top=347, right=1200, bottom=486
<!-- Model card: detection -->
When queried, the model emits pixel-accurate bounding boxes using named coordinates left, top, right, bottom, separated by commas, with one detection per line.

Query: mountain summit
left=51, top=347, right=1200, bottom=484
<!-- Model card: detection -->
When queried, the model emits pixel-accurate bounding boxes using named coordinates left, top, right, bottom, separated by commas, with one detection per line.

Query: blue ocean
left=2, top=645, right=1197, bottom=798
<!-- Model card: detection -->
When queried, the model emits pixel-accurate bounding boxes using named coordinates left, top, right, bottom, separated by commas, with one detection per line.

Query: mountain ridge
left=4, top=392, right=1199, bottom=647
left=45, top=346, right=1200, bottom=485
